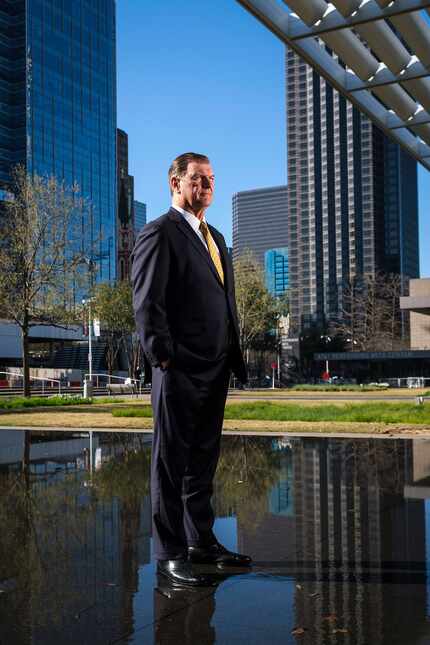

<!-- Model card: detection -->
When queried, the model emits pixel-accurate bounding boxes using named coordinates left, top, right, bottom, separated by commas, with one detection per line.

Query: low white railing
left=0, top=370, right=62, bottom=394
left=83, top=373, right=142, bottom=394
left=382, top=377, right=430, bottom=389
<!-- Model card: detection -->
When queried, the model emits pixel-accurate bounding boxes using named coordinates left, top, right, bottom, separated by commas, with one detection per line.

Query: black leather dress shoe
left=188, top=543, right=252, bottom=567
left=157, top=559, right=217, bottom=587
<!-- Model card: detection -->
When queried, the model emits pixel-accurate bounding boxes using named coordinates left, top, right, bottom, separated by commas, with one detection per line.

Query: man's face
left=173, top=161, right=215, bottom=212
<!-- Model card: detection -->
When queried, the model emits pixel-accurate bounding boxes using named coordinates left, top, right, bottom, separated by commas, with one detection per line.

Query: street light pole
left=82, top=297, right=93, bottom=392
left=88, top=299, right=93, bottom=383
left=80, top=256, right=95, bottom=399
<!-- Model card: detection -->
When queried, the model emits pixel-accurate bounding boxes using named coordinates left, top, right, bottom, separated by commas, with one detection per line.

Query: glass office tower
left=0, top=2, right=26, bottom=187
left=0, top=0, right=117, bottom=281
left=134, top=200, right=147, bottom=236
left=265, top=248, right=289, bottom=298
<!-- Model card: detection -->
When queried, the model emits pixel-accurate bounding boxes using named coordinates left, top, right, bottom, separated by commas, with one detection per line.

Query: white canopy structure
left=236, top=0, right=430, bottom=171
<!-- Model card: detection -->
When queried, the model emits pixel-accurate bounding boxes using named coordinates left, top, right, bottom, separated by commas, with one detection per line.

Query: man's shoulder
left=145, top=209, right=177, bottom=229
left=137, top=209, right=179, bottom=238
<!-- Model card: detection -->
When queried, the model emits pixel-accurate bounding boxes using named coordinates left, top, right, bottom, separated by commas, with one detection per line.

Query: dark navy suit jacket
left=131, top=208, right=247, bottom=383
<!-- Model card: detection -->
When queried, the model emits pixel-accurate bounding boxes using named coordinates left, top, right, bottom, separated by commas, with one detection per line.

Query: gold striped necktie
left=199, top=220, right=224, bottom=285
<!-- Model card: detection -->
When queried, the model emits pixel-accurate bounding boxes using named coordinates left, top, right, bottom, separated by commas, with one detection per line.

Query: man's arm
left=132, top=222, right=173, bottom=367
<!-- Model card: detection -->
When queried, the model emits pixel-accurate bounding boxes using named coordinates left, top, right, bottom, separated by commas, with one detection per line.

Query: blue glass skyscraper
left=0, top=0, right=117, bottom=281
left=134, top=200, right=147, bottom=236
left=0, top=2, right=26, bottom=186
left=265, top=248, right=289, bottom=298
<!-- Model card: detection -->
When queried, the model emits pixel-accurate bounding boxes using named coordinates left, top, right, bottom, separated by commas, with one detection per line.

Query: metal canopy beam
left=287, top=0, right=430, bottom=40
left=387, top=111, right=430, bottom=130
left=235, top=0, right=430, bottom=172
left=347, top=61, right=430, bottom=92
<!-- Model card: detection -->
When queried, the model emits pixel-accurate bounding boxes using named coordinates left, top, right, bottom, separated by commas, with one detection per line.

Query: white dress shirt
left=172, top=205, right=220, bottom=257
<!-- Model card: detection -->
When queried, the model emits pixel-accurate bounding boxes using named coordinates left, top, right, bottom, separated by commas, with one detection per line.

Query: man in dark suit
left=132, top=152, right=250, bottom=586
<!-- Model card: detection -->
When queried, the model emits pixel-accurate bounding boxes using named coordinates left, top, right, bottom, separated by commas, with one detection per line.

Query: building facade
left=232, top=185, right=288, bottom=266
left=117, top=128, right=135, bottom=281
left=286, top=48, right=419, bottom=333
left=133, top=200, right=147, bottom=236
left=0, top=0, right=117, bottom=281
left=264, top=247, right=289, bottom=298
left=400, top=278, right=430, bottom=350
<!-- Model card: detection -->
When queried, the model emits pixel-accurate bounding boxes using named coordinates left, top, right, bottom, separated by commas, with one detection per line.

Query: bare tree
left=0, top=166, right=93, bottom=396
left=330, top=272, right=407, bottom=351
left=383, top=273, right=406, bottom=349
left=92, top=281, right=140, bottom=377
left=233, top=250, right=278, bottom=362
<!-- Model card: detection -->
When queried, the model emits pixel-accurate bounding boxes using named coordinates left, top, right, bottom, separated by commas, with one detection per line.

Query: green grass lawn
left=0, top=395, right=129, bottom=412
left=0, top=395, right=92, bottom=410
left=111, top=401, right=430, bottom=425
left=290, top=384, right=389, bottom=392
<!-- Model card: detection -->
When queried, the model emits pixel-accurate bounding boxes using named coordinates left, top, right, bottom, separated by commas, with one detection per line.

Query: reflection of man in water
left=154, top=583, right=216, bottom=644
left=132, top=152, right=250, bottom=586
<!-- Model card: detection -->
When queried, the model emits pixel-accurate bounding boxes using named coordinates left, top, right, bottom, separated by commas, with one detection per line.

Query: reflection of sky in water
left=214, top=516, right=238, bottom=552
left=426, top=499, right=430, bottom=615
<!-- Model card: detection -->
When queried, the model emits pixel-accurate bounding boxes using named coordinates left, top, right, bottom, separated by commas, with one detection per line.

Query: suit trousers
left=150, top=359, right=231, bottom=560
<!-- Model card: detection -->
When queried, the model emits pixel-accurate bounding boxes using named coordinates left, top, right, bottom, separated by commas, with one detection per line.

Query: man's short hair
left=168, top=152, right=210, bottom=194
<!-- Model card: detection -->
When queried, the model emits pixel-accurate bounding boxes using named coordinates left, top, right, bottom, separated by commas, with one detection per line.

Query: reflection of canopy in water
left=237, top=0, right=430, bottom=172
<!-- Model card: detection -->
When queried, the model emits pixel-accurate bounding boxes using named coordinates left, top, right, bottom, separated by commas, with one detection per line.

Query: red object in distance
left=271, top=362, right=277, bottom=370
left=322, top=371, right=330, bottom=381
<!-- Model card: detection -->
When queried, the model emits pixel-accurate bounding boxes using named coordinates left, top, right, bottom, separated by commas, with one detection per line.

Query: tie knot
left=199, top=220, right=208, bottom=235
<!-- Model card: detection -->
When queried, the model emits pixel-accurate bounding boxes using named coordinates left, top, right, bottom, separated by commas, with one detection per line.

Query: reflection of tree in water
left=328, top=438, right=409, bottom=495
left=92, top=443, right=152, bottom=638
left=0, top=434, right=153, bottom=643
left=0, top=465, right=94, bottom=637
left=92, top=439, right=151, bottom=502
left=213, top=436, right=283, bottom=531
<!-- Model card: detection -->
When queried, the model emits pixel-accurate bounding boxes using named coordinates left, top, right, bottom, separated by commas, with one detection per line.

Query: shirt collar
left=171, top=204, right=206, bottom=234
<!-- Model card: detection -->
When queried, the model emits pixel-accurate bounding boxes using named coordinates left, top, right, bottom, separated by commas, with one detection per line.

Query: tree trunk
left=22, top=430, right=31, bottom=488
left=21, top=317, right=31, bottom=397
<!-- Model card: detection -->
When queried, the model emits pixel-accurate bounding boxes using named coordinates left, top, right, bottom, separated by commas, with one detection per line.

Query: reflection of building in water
left=268, top=439, right=294, bottom=517
left=292, top=438, right=427, bottom=645
left=236, top=437, right=428, bottom=644
left=404, top=439, right=430, bottom=499
left=0, top=433, right=152, bottom=645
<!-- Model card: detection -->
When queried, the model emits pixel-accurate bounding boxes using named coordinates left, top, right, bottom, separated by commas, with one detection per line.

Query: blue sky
left=117, top=0, right=430, bottom=277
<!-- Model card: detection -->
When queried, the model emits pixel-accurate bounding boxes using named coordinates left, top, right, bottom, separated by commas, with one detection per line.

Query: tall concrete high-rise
left=0, top=0, right=117, bottom=281
left=286, top=48, right=419, bottom=333
left=232, top=185, right=288, bottom=266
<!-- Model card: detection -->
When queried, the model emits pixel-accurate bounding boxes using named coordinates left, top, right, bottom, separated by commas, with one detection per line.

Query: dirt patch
left=0, top=409, right=430, bottom=435
left=0, top=411, right=154, bottom=429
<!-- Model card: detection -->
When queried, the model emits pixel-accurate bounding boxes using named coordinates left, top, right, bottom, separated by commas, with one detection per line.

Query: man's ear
left=170, top=176, right=180, bottom=194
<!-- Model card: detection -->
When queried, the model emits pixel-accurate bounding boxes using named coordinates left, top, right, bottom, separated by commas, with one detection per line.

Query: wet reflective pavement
left=2, top=431, right=430, bottom=643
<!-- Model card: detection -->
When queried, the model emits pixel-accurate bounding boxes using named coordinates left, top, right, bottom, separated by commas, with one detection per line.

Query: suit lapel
left=170, top=210, right=225, bottom=288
